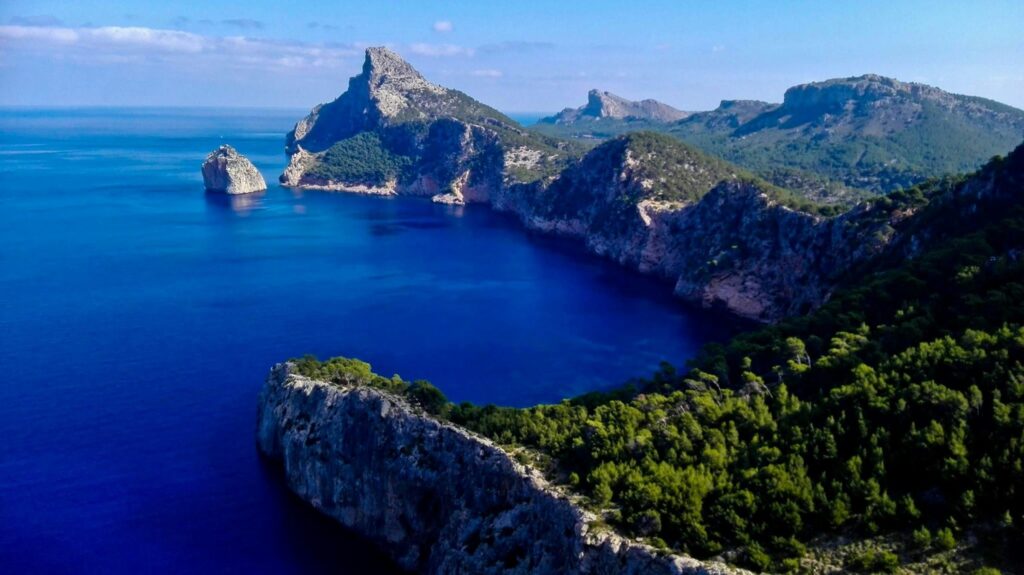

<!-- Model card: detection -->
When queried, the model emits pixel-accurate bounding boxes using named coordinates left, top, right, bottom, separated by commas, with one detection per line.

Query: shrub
left=846, top=548, right=900, bottom=573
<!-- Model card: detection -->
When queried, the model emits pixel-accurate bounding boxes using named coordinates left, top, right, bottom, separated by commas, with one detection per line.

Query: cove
left=0, top=108, right=730, bottom=573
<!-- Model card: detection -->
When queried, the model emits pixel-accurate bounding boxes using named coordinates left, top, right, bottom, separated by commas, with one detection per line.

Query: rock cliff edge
left=257, top=363, right=747, bottom=575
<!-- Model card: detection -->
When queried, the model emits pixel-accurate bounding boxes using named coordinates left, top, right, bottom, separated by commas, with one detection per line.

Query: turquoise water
left=0, top=108, right=726, bottom=572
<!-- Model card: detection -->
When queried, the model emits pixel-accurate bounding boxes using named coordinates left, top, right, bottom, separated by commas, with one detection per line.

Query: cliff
left=498, top=132, right=901, bottom=321
left=257, top=363, right=747, bottom=575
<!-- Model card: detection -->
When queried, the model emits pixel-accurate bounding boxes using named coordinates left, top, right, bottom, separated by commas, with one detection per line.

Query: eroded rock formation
left=202, top=145, right=266, bottom=194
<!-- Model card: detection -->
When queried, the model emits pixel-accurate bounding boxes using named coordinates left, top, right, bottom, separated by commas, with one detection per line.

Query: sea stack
left=202, top=145, right=267, bottom=194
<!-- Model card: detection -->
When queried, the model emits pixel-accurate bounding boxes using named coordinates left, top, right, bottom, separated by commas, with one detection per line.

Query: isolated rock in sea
left=257, top=363, right=747, bottom=575
left=202, top=145, right=267, bottom=194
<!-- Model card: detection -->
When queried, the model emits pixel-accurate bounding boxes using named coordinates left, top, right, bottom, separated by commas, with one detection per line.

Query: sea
left=0, top=107, right=727, bottom=573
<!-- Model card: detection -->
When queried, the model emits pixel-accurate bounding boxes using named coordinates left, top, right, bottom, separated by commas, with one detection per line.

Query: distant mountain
left=536, top=75, right=1024, bottom=193
left=671, top=74, right=1024, bottom=191
left=281, top=47, right=577, bottom=200
left=540, top=89, right=690, bottom=125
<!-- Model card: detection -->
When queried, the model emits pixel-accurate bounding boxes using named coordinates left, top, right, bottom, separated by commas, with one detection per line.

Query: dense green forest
left=293, top=144, right=1024, bottom=572
left=307, top=132, right=414, bottom=185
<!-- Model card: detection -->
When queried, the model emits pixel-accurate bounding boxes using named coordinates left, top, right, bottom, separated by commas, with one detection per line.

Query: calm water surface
left=0, top=108, right=727, bottom=573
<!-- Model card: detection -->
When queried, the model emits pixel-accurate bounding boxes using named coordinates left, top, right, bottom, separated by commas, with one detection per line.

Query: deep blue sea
left=0, top=108, right=726, bottom=573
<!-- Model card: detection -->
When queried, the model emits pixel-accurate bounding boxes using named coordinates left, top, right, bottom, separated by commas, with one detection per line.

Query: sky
left=0, top=1, right=1021, bottom=113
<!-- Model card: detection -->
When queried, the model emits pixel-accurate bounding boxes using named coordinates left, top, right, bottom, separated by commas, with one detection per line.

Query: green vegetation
left=535, top=85, right=1024, bottom=196
left=293, top=145, right=1024, bottom=571
left=307, top=132, right=414, bottom=185
left=846, top=548, right=901, bottom=573
left=535, top=132, right=845, bottom=231
left=291, top=354, right=449, bottom=417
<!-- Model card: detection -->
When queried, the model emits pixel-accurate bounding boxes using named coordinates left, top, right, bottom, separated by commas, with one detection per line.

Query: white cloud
left=0, top=24, right=361, bottom=71
left=87, top=26, right=205, bottom=53
left=471, top=69, right=502, bottom=78
left=408, top=42, right=473, bottom=57
left=432, top=20, right=453, bottom=33
left=711, top=45, right=725, bottom=53
left=0, top=25, right=79, bottom=43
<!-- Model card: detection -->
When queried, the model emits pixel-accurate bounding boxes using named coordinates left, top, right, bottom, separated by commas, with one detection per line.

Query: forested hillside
left=295, top=142, right=1024, bottom=573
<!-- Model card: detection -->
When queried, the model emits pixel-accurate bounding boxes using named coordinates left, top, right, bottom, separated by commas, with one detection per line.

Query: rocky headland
left=275, top=48, right=980, bottom=323
left=257, top=47, right=1024, bottom=574
left=202, top=145, right=267, bottom=194
left=257, top=362, right=748, bottom=575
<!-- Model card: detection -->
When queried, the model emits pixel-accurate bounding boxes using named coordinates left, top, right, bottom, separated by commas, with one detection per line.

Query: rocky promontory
left=540, top=89, right=690, bottom=125
left=202, top=145, right=267, bottom=194
left=257, top=363, right=746, bottom=575
left=275, top=48, right=1021, bottom=323
left=279, top=47, right=570, bottom=202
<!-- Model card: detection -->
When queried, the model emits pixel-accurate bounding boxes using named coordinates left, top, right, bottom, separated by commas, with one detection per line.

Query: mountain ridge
left=277, top=48, right=1020, bottom=324
left=535, top=74, right=1024, bottom=193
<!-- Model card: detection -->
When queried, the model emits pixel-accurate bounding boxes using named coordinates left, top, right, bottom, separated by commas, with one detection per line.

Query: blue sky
left=1, top=1, right=1021, bottom=112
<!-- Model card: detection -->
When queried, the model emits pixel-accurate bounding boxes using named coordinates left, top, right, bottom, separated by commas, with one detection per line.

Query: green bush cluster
left=290, top=355, right=449, bottom=417
left=307, top=132, right=414, bottom=185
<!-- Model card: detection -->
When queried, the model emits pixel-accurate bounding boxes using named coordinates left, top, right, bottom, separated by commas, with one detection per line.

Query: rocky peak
left=543, top=90, right=688, bottom=124
left=363, top=46, right=424, bottom=83
left=357, top=46, right=446, bottom=118
left=776, top=74, right=1010, bottom=118
left=781, top=74, right=913, bottom=113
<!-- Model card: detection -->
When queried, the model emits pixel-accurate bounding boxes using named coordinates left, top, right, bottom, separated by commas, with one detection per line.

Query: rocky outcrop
left=276, top=49, right=1021, bottom=323
left=500, top=135, right=901, bottom=322
left=541, top=90, right=690, bottom=124
left=202, top=145, right=267, bottom=194
left=257, top=363, right=747, bottom=575
left=279, top=47, right=567, bottom=203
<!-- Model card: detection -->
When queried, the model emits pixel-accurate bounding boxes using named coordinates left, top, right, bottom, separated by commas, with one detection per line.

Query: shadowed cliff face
left=257, top=364, right=747, bottom=575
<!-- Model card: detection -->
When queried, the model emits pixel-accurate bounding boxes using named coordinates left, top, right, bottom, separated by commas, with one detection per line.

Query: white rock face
left=201, top=145, right=267, bottom=194
left=257, top=364, right=749, bottom=575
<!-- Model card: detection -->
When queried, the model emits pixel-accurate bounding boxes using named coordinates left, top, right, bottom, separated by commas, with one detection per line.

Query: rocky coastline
left=257, top=363, right=748, bottom=575
left=275, top=47, right=919, bottom=323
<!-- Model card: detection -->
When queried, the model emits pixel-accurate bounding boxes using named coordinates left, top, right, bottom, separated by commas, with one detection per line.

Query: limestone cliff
left=201, top=145, right=266, bottom=194
left=257, top=363, right=747, bottom=575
